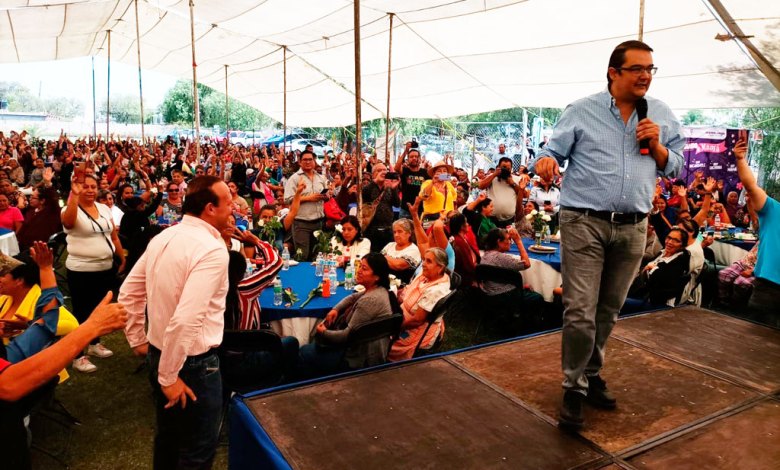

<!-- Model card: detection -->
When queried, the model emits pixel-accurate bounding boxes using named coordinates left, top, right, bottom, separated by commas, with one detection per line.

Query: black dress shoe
left=558, top=390, right=584, bottom=430
left=586, top=375, right=617, bottom=409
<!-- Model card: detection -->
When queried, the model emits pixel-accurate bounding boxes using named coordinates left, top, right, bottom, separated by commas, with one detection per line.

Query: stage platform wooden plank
left=613, top=307, right=780, bottom=393
left=247, top=359, right=605, bottom=470
left=625, top=399, right=780, bottom=469
left=448, top=332, right=758, bottom=453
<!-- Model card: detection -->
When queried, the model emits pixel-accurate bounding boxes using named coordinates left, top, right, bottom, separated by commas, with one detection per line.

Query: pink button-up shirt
left=120, top=215, right=228, bottom=387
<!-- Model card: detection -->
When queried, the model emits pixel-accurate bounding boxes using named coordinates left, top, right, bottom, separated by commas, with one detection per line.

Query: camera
left=385, top=171, right=399, bottom=180
left=499, top=168, right=511, bottom=180
left=410, top=139, right=418, bottom=149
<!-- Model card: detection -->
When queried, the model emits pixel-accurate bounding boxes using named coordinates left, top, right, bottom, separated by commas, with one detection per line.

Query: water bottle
left=273, top=277, right=283, bottom=306
left=315, top=253, right=324, bottom=276
left=329, top=261, right=338, bottom=289
left=544, top=225, right=551, bottom=244
left=281, top=246, right=290, bottom=271
left=245, top=258, right=254, bottom=277
left=344, top=263, right=354, bottom=289
left=714, top=213, right=721, bottom=228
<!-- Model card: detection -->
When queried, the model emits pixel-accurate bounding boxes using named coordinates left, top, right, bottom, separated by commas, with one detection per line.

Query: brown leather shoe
left=586, top=375, right=617, bottom=409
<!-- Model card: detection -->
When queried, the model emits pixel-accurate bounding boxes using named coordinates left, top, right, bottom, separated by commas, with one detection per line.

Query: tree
left=43, top=97, right=83, bottom=119
left=99, top=94, right=151, bottom=124
left=159, top=79, right=273, bottom=130
left=743, top=107, right=780, bottom=199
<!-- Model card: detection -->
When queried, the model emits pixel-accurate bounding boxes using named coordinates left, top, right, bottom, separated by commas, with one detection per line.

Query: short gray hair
left=426, top=247, right=448, bottom=269
left=392, top=218, right=413, bottom=235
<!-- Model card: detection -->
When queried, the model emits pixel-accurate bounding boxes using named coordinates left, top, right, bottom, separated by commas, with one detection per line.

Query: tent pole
left=283, top=46, right=287, bottom=156
left=384, top=13, right=394, bottom=164
left=91, top=56, right=96, bottom=140
left=522, top=108, right=528, bottom=167
left=471, top=134, right=475, bottom=179
left=225, top=64, right=229, bottom=144
left=189, top=0, right=201, bottom=161
left=354, top=0, right=363, bottom=219
left=134, top=0, right=145, bottom=143
left=106, top=30, right=111, bottom=139
left=638, top=0, right=645, bottom=41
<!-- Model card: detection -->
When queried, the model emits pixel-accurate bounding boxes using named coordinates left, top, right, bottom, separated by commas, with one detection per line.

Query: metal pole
left=354, top=0, right=363, bottom=216
left=522, top=108, right=528, bottom=167
left=638, top=0, right=645, bottom=41
left=91, top=56, right=97, bottom=139
left=225, top=64, right=229, bottom=144
left=384, top=13, right=394, bottom=163
left=189, top=0, right=201, bottom=160
left=106, top=30, right=111, bottom=139
left=134, top=0, right=145, bottom=143
left=283, top=46, right=287, bottom=156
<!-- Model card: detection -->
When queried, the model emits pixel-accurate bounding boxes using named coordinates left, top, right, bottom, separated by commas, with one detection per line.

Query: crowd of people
left=1, top=38, right=779, bottom=465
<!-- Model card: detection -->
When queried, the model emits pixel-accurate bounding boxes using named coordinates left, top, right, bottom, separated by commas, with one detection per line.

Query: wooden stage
left=232, top=307, right=780, bottom=469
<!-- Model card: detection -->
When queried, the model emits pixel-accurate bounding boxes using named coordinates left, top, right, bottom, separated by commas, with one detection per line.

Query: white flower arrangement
left=313, top=230, right=322, bottom=238
left=335, top=224, right=343, bottom=233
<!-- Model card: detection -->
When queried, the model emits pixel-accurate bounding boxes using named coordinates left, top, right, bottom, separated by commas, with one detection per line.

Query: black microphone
left=635, top=98, right=650, bottom=155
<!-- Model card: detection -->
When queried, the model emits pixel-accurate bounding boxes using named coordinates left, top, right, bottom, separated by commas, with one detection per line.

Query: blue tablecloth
left=509, top=238, right=562, bottom=272
left=718, top=238, right=756, bottom=252
left=258, top=262, right=351, bottom=322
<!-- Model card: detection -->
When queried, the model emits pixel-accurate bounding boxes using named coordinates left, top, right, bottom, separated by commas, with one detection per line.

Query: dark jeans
left=292, top=219, right=322, bottom=261
left=148, top=347, right=222, bottom=470
left=67, top=268, right=116, bottom=346
left=365, top=226, right=393, bottom=254
left=747, top=277, right=780, bottom=328
left=221, top=336, right=299, bottom=385
left=297, top=342, right=346, bottom=380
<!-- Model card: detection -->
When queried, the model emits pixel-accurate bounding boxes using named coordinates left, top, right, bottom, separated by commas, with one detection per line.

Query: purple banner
left=682, top=127, right=743, bottom=197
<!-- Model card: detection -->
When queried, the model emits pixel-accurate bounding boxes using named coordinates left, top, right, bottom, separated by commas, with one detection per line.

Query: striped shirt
left=531, top=89, right=684, bottom=214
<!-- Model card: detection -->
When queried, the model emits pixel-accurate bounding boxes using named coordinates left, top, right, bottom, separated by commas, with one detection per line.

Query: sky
left=0, top=56, right=178, bottom=119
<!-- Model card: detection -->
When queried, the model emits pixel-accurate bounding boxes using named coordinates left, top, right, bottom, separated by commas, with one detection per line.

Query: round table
left=258, top=262, right=351, bottom=345
left=506, top=238, right=562, bottom=302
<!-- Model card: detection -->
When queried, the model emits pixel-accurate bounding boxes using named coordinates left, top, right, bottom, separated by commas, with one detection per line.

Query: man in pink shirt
left=120, top=175, right=232, bottom=469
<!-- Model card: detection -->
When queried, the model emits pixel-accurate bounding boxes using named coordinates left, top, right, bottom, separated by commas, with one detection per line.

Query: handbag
left=78, top=206, right=122, bottom=274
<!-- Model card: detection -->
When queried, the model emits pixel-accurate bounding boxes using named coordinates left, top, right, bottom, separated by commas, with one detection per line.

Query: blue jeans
left=148, top=347, right=222, bottom=470
left=297, top=342, right=346, bottom=380
left=558, top=209, right=646, bottom=394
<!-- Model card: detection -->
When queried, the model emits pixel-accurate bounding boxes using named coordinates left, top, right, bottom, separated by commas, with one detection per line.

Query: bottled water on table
left=273, top=278, right=283, bottom=306
left=281, top=246, right=290, bottom=270
left=315, top=253, right=324, bottom=276
left=544, top=226, right=551, bottom=243
left=328, top=261, right=338, bottom=289
left=714, top=213, right=721, bottom=228
left=344, top=263, right=354, bottom=289
left=245, top=258, right=254, bottom=277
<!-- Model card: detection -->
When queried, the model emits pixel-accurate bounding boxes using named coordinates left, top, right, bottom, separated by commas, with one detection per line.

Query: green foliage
left=159, top=79, right=273, bottom=130
left=0, top=81, right=83, bottom=119
left=744, top=107, right=780, bottom=200
left=99, top=94, right=152, bottom=124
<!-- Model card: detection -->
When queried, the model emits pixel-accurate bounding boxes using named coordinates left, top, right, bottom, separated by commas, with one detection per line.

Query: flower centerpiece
left=282, top=287, right=299, bottom=308
left=526, top=209, right=552, bottom=246
left=312, top=229, right=342, bottom=257
left=256, top=216, right=283, bottom=244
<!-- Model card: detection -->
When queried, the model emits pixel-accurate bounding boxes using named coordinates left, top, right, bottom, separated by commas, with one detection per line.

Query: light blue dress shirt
left=530, top=89, right=684, bottom=214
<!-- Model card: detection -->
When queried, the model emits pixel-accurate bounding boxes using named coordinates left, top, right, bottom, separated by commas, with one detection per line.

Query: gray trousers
left=559, top=209, right=646, bottom=394
left=292, top=219, right=322, bottom=262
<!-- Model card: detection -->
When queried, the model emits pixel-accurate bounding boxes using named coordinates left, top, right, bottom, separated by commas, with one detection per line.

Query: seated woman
left=629, top=228, right=691, bottom=306
left=330, top=215, right=371, bottom=268
left=0, top=193, right=23, bottom=233
left=298, top=253, right=399, bottom=379
left=718, top=242, right=758, bottom=306
left=1, top=243, right=76, bottom=369
left=220, top=251, right=298, bottom=385
left=388, top=248, right=451, bottom=362
left=479, top=227, right=531, bottom=300
left=462, top=192, right=497, bottom=248
left=706, top=202, right=732, bottom=227
left=514, top=201, right=538, bottom=239
left=381, top=219, right=421, bottom=284
left=449, top=213, right=480, bottom=288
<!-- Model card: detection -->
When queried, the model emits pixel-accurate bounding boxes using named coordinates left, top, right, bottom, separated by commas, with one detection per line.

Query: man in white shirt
left=478, top=156, right=524, bottom=227
left=120, top=175, right=232, bottom=469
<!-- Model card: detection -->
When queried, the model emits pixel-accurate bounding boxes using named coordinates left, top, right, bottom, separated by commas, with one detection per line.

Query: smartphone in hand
left=74, top=162, right=87, bottom=184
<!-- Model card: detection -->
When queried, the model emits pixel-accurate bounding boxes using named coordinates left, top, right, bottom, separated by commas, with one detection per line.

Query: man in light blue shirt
left=733, top=132, right=779, bottom=326
left=529, top=40, right=684, bottom=430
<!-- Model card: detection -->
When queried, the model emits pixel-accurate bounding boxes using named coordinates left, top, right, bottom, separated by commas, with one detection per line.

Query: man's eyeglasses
left=667, top=236, right=683, bottom=243
left=616, top=66, right=658, bottom=76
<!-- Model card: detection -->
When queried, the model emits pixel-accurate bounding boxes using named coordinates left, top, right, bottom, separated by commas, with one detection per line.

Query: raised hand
left=703, top=177, right=717, bottom=193
left=29, top=241, right=54, bottom=269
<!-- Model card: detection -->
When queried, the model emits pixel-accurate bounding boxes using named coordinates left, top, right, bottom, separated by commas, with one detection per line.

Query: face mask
left=437, top=173, right=450, bottom=181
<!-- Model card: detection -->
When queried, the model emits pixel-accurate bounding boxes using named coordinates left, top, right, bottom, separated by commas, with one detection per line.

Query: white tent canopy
left=1, top=0, right=779, bottom=127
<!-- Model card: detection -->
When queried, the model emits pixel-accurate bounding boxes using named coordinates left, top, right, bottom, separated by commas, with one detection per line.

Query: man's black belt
left=562, top=206, right=647, bottom=225
left=148, top=344, right=216, bottom=360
